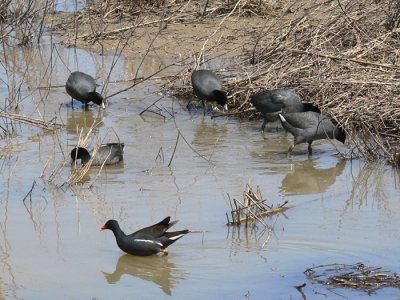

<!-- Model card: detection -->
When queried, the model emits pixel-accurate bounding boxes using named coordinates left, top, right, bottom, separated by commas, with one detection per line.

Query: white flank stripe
left=169, top=234, right=185, bottom=241
left=134, top=239, right=163, bottom=247
left=278, top=114, right=286, bottom=122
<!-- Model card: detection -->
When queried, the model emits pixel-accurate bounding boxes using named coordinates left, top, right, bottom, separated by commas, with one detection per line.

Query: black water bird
left=279, top=111, right=346, bottom=155
left=251, top=89, right=320, bottom=132
left=65, top=71, right=105, bottom=108
left=191, top=70, right=228, bottom=114
left=101, top=217, right=189, bottom=256
left=70, top=143, right=124, bottom=166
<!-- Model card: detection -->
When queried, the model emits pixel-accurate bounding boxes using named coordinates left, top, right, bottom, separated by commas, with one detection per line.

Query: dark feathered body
left=251, top=89, right=320, bottom=132
left=279, top=111, right=346, bottom=155
left=66, top=71, right=104, bottom=107
left=191, top=70, right=227, bottom=109
left=70, top=143, right=124, bottom=166
left=101, top=217, right=189, bottom=256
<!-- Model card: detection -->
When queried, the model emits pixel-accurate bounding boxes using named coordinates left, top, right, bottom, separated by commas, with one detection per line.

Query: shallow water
left=1, top=32, right=400, bottom=300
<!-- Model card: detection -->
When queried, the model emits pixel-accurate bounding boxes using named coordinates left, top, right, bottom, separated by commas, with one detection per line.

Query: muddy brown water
left=1, top=29, right=400, bottom=300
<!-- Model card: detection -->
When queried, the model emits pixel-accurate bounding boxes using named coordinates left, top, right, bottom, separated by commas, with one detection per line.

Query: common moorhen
left=101, top=217, right=189, bottom=256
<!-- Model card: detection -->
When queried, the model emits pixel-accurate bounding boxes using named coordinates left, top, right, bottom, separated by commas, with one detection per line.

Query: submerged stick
left=22, top=180, right=37, bottom=204
left=168, top=131, right=180, bottom=167
left=0, top=111, right=63, bottom=130
left=210, top=110, right=251, bottom=119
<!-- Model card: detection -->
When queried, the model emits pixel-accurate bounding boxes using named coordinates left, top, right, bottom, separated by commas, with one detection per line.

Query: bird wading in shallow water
left=279, top=111, right=346, bottom=155
left=251, top=89, right=320, bottom=133
left=191, top=69, right=228, bottom=115
left=65, top=71, right=105, bottom=109
left=70, top=143, right=124, bottom=166
left=101, top=217, right=189, bottom=256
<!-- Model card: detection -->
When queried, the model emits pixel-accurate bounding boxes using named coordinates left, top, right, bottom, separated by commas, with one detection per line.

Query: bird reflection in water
left=280, top=157, right=346, bottom=195
left=66, top=107, right=104, bottom=135
left=102, top=254, right=185, bottom=296
left=192, top=119, right=227, bottom=151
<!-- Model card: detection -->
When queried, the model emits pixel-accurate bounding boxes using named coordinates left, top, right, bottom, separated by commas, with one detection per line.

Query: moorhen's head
left=101, top=219, right=119, bottom=231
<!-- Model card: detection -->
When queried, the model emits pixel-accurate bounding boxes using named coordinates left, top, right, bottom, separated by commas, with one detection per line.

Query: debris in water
left=305, top=263, right=400, bottom=292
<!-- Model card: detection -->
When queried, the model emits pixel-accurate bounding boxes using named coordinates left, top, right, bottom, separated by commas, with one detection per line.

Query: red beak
left=101, top=224, right=107, bottom=230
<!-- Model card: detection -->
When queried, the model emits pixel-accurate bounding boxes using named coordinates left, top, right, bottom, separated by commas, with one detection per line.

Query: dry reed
left=226, top=182, right=290, bottom=247
left=0, top=0, right=54, bottom=45
left=0, top=111, right=63, bottom=130
left=226, top=183, right=290, bottom=226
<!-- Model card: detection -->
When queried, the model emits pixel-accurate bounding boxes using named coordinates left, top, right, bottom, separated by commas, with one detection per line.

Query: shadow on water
left=102, top=254, right=185, bottom=296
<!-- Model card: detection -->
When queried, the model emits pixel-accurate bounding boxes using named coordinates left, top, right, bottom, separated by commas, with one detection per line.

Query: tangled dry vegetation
left=0, top=0, right=49, bottom=46
left=226, top=182, right=290, bottom=247
left=305, top=263, right=400, bottom=292
left=226, top=183, right=289, bottom=226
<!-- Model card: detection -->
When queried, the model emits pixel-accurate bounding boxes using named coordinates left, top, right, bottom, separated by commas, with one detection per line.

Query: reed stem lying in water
left=0, top=111, right=63, bottom=130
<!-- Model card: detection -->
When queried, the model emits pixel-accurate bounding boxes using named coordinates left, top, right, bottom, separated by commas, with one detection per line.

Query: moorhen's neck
left=108, top=222, right=126, bottom=240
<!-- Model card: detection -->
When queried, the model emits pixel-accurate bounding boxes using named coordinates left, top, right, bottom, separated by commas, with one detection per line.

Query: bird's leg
left=202, top=100, right=206, bottom=116
left=287, top=145, right=294, bottom=157
left=71, top=98, right=74, bottom=110
left=308, top=142, right=313, bottom=156
left=186, top=99, right=192, bottom=112
left=261, top=118, right=267, bottom=132
left=261, top=119, right=267, bottom=139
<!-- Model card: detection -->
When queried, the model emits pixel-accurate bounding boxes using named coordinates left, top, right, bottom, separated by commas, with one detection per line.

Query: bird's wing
left=281, top=111, right=321, bottom=130
left=270, top=90, right=301, bottom=105
left=130, top=217, right=177, bottom=239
